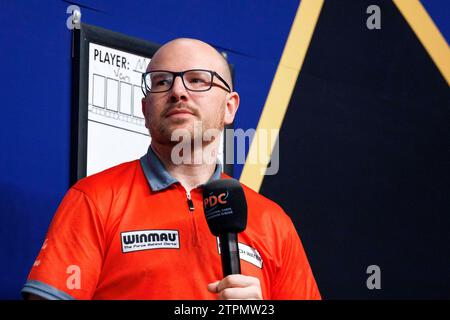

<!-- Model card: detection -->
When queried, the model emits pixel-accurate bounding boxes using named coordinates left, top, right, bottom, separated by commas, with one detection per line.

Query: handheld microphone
left=202, top=178, right=248, bottom=277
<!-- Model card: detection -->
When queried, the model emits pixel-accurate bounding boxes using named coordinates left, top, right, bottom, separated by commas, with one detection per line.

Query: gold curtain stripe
left=239, top=0, right=324, bottom=191
left=393, top=0, right=450, bottom=86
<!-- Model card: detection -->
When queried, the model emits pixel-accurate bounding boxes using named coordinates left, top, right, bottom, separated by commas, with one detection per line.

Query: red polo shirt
left=22, top=148, right=321, bottom=300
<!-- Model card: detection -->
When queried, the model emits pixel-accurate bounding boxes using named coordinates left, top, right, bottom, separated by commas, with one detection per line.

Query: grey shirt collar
left=140, top=146, right=223, bottom=192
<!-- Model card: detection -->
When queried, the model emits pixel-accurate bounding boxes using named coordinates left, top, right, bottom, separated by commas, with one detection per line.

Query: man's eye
left=190, top=78, right=206, bottom=84
left=155, top=79, right=170, bottom=86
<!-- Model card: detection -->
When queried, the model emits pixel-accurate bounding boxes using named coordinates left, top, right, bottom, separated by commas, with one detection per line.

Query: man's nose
left=169, top=75, right=188, bottom=102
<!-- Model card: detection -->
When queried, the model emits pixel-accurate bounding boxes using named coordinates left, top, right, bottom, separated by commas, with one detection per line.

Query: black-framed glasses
left=141, top=69, right=232, bottom=96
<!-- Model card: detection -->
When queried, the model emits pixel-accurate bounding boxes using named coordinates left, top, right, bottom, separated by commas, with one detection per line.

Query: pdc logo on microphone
left=204, top=191, right=229, bottom=210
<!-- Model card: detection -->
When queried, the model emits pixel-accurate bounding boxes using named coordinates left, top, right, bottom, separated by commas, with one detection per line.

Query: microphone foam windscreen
left=202, top=178, right=248, bottom=236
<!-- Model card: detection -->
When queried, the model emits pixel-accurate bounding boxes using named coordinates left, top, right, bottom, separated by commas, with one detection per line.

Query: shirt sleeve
left=270, top=215, right=321, bottom=300
left=21, top=187, right=105, bottom=300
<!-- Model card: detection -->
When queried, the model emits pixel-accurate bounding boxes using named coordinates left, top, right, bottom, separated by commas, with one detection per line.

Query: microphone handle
left=219, top=233, right=241, bottom=277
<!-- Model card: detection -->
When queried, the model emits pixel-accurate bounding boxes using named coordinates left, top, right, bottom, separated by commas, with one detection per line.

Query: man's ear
left=224, top=92, right=240, bottom=126
left=142, top=98, right=149, bottom=129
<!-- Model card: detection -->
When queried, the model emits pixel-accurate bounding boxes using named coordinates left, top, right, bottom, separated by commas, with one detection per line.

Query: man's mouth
left=166, top=109, right=194, bottom=116
left=165, top=106, right=196, bottom=118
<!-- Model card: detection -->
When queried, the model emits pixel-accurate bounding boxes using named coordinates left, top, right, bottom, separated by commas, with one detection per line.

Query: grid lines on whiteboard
left=90, top=73, right=145, bottom=127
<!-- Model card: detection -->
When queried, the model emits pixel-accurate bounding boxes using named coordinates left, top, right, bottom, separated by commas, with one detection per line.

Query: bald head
left=147, top=38, right=233, bottom=90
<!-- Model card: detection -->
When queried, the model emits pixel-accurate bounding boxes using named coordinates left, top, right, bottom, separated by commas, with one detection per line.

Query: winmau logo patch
left=121, top=230, right=179, bottom=253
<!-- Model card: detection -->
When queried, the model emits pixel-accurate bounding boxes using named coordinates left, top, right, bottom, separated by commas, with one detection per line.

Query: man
left=22, top=38, right=320, bottom=300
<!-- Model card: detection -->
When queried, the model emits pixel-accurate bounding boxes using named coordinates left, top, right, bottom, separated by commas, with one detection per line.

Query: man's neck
left=151, top=142, right=218, bottom=192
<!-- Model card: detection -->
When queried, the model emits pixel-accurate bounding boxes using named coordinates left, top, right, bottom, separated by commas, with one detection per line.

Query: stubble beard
left=150, top=108, right=225, bottom=147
